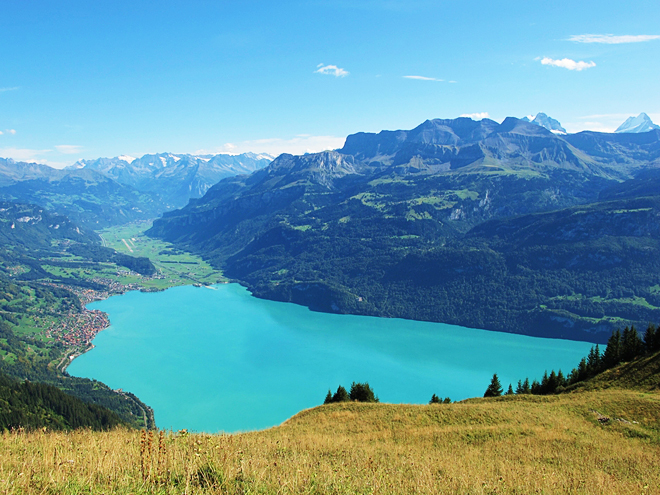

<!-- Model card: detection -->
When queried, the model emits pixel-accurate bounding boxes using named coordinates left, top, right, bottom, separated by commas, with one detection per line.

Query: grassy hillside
left=2, top=354, right=659, bottom=494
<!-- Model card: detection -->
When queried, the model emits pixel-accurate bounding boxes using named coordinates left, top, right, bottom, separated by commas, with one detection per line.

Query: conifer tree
left=522, top=377, right=531, bottom=394
left=515, top=380, right=524, bottom=395
left=531, top=379, right=541, bottom=395
left=429, top=394, right=441, bottom=404
left=643, top=324, right=657, bottom=352
left=602, top=329, right=621, bottom=369
left=547, top=371, right=559, bottom=394
left=331, top=385, right=349, bottom=402
left=442, top=397, right=451, bottom=404
left=324, top=390, right=333, bottom=404
left=621, top=326, right=643, bottom=362
left=586, top=345, right=601, bottom=376
left=484, top=374, right=503, bottom=397
left=556, top=369, right=566, bottom=388
left=540, top=371, right=550, bottom=394
left=349, top=382, right=378, bottom=402
left=505, top=384, right=514, bottom=395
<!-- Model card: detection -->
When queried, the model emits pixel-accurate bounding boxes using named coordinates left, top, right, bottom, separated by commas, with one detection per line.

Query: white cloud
left=315, top=64, right=349, bottom=77
left=0, top=131, right=2, bottom=135
left=540, top=57, right=596, bottom=71
left=564, top=112, right=660, bottom=134
left=0, top=147, right=73, bottom=169
left=195, top=135, right=346, bottom=157
left=563, top=121, right=617, bottom=133
left=0, top=147, right=51, bottom=163
left=460, top=112, right=490, bottom=120
left=568, top=34, right=660, bottom=44
left=0, top=87, right=19, bottom=93
left=403, top=75, right=443, bottom=81
left=55, top=144, right=83, bottom=154
left=8, top=129, right=16, bottom=135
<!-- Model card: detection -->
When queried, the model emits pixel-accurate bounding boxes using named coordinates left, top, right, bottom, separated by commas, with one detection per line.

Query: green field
left=98, top=221, right=225, bottom=288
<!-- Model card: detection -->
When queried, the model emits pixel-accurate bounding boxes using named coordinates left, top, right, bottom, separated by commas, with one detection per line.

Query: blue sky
left=1, top=0, right=659, bottom=167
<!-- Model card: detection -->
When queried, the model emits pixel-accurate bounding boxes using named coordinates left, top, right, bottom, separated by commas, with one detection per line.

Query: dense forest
left=0, top=372, right=124, bottom=431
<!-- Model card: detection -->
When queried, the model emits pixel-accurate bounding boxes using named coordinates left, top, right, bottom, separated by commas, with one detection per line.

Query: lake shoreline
left=68, top=283, right=593, bottom=433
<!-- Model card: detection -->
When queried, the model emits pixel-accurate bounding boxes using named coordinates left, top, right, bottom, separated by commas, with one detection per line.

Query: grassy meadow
left=99, top=221, right=225, bottom=288
left=1, top=386, right=659, bottom=494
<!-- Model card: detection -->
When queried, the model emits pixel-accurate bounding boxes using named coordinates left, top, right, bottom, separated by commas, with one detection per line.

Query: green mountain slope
left=0, top=371, right=124, bottom=431
left=148, top=118, right=660, bottom=342
left=0, top=201, right=155, bottom=428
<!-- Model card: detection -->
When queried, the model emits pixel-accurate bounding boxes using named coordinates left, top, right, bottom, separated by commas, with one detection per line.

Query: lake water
left=68, top=283, right=593, bottom=433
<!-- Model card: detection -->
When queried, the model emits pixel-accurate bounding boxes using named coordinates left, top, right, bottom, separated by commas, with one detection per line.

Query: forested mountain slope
left=146, top=117, right=660, bottom=342
left=0, top=201, right=155, bottom=427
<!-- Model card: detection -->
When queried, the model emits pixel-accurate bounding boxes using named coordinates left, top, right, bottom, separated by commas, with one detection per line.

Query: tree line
left=484, top=324, right=660, bottom=397
left=323, top=382, right=379, bottom=404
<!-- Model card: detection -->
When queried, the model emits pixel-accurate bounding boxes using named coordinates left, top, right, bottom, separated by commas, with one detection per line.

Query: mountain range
left=71, top=152, right=273, bottom=207
left=148, top=116, right=660, bottom=342
left=0, top=153, right=271, bottom=227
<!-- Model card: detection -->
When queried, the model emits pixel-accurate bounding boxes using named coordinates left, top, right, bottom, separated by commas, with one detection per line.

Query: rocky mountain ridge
left=148, top=116, right=660, bottom=342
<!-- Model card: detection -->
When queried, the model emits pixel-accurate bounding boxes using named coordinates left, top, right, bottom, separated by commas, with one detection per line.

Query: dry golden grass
left=1, top=389, right=659, bottom=494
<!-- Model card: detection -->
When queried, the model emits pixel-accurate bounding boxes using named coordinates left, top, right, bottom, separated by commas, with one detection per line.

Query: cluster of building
left=45, top=309, right=109, bottom=347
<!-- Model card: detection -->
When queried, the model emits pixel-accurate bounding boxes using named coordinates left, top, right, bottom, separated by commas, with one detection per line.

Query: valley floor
left=2, top=388, right=659, bottom=494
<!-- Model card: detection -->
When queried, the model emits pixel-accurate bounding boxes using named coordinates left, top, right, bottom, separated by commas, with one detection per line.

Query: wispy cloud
left=540, top=57, right=595, bottom=71
left=0, top=147, right=51, bottom=163
left=196, top=135, right=346, bottom=157
left=460, top=112, right=490, bottom=120
left=0, top=87, right=19, bottom=93
left=563, top=122, right=617, bottom=133
left=0, top=147, right=75, bottom=169
left=564, top=112, right=660, bottom=134
left=55, top=144, right=83, bottom=155
left=569, top=34, right=660, bottom=44
left=315, top=64, right=349, bottom=77
left=403, top=75, right=443, bottom=81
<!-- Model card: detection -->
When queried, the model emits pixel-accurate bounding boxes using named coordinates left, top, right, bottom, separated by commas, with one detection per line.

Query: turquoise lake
left=68, top=283, right=593, bottom=433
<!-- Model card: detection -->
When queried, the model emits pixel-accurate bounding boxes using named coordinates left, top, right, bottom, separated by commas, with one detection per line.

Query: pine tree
left=586, top=345, right=601, bottom=376
left=556, top=369, right=566, bottom=389
left=540, top=371, right=549, bottom=395
left=621, top=326, right=643, bottom=362
left=349, top=382, right=378, bottom=402
left=602, top=329, right=621, bottom=369
left=324, top=390, right=333, bottom=404
left=442, top=397, right=451, bottom=404
left=505, top=384, right=514, bottom=395
left=331, top=385, right=349, bottom=402
left=576, top=358, right=588, bottom=382
left=531, top=379, right=541, bottom=395
left=522, top=378, right=531, bottom=394
left=515, top=380, right=524, bottom=395
left=643, top=324, right=657, bottom=353
left=484, top=374, right=503, bottom=397
left=429, top=394, right=441, bottom=404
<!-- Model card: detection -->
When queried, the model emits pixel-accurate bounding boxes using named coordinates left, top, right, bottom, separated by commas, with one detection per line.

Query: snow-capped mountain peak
left=521, top=113, right=567, bottom=134
left=116, top=155, right=136, bottom=163
left=615, top=113, right=660, bottom=133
